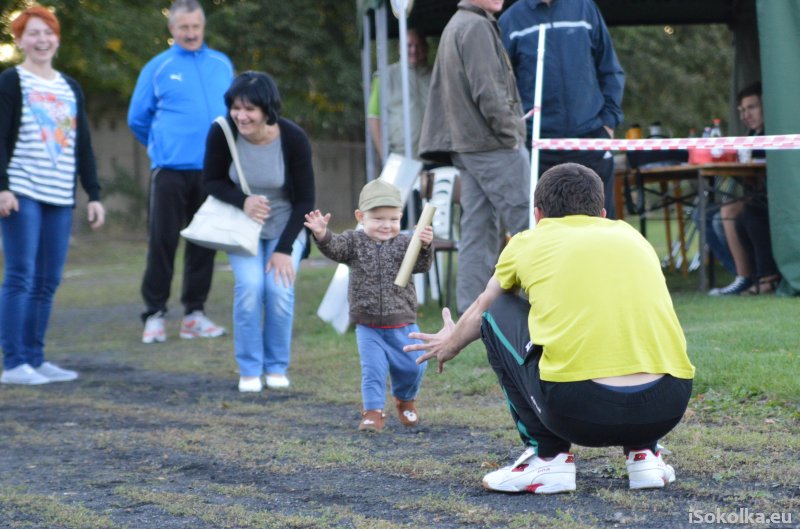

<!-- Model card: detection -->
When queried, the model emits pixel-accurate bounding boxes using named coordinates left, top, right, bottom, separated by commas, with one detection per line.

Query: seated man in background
left=709, top=81, right=774, bottom=295
left=407, top=163, right=694, bottom=494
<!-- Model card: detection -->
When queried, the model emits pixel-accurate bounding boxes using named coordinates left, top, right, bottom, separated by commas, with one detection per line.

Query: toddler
left=305, top=179, right=434, bottom=431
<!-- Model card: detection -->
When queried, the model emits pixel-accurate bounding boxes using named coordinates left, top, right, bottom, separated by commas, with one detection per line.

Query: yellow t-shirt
left=493, top=216, right=695, bottom=383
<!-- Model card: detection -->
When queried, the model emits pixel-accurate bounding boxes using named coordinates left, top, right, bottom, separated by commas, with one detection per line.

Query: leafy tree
left=1, top=0, right=363, bottom=139
left=610, top=24, right=734, bottom=137
left=0, top=2, right=736, bottom=141
left=0, top=0, right=166, bottom=113
left=208, top=1, right=363, bottom=139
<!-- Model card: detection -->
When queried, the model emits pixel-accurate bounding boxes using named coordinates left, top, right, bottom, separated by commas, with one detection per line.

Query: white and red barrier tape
left=532, top=134, right=800, bottom=151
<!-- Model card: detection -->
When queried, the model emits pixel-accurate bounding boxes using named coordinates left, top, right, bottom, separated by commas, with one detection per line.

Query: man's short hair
left=737, top=81, right=762, bottom=104
left=224, top=71, right=282, bottom=125
left=534, top=163, right=604, bottom=218
left=169, top=0, right=204, bottom=24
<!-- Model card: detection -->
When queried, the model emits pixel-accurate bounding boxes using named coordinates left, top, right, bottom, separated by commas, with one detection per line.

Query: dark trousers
left=735, top=199, right=779, bottom=280
left=141, top=168, right=216, bottom=320
left=537, top=126, right=616, bottom=219
left=480, top=293, right=692, bottom=458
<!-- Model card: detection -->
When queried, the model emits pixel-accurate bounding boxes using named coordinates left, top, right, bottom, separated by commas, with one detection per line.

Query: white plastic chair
left=424, top=166, right=460, bottom=309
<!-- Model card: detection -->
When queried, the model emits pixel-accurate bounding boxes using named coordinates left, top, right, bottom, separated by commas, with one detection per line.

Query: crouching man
left=406, top=162, right=694, bottom=493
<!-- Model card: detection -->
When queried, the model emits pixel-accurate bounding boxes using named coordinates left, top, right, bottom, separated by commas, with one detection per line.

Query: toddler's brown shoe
left=394, top=398, right=419, bottom=427
left=358, top=409, right=385, bottom=431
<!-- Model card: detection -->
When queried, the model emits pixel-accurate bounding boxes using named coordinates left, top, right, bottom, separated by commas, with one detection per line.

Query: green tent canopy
left=758, top=0, right=800, bottom=295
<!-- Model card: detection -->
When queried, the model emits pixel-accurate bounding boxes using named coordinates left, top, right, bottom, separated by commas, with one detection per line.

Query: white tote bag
left=180, top=117, right=262, bottom=256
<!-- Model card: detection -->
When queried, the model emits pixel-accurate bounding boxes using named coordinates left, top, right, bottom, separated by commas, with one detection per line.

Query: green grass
left=0, top=233, right=798, bottom=528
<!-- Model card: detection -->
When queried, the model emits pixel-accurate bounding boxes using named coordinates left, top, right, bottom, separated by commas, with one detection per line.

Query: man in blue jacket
left=499, top=0, right=624, bottom=218
left=128, top=0, right=234, bottom=344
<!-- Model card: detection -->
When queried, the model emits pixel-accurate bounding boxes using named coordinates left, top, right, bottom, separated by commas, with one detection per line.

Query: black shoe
left=708, top=276, right=753, bottom=296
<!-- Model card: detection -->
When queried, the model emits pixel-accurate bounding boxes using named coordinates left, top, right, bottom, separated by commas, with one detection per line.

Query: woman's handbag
left=180, top=117, right=262, bottom=256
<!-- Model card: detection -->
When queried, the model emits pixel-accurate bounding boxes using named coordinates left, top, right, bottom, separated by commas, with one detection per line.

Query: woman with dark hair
left=203, top=71, right=315, bottom=392
left=0, top=5, right=105, bottom=385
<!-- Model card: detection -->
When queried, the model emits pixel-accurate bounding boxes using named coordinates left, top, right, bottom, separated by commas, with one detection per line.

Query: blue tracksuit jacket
left=127, top=44, right=234, bottom=170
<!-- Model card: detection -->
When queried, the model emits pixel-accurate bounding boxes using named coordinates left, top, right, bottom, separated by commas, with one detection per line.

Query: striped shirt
left=7, top=66, right=77, bottom=206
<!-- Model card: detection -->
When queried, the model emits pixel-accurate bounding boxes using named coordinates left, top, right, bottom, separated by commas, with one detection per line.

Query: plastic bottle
left=709, top=118, right=724, bottom=160
left=690, top=126, right=713, bottom=164
left=648, top=121, right=664, bottom=138
left=625, top=124, right=642, bottom=139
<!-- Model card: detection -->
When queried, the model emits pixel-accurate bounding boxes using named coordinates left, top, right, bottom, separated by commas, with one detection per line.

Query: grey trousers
left=452, top=147, right=530, bottom=314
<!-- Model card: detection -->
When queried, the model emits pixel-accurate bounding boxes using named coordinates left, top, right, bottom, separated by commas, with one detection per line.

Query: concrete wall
left=82, top=112, right=367, bottom=234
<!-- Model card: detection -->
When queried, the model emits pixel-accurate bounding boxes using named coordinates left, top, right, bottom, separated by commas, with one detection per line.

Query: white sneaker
left=626, top=449, right=676, bottom=489
left=1, top=363, right=50, bottom=385
left=180, top=311, right=225, bottom=339
left=265, top=374, right=290, bottom=389
left=238, top=376, right=263, bottom=393
left=34, top=361, right=78, bottom=382
left=482, top=447, right=576, bottom=494
left=142, top=312, right=166, bottom=344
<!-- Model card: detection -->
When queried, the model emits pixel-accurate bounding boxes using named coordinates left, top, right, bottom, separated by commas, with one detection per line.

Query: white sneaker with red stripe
left=142, top=312, right=166, bottom=344
left=179, top=311, right=225, bottom=339
left=482, top=447, right=576, bottom=494
left=626, top=449, right=676, bottom=489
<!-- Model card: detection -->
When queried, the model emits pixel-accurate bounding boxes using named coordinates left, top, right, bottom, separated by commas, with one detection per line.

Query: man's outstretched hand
left=405, top=307, right=459, bottom=374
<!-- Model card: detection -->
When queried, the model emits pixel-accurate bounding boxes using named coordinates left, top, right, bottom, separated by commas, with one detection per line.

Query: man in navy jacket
left=500, top=0, right=624, bottom=217
left=128, top=0, right=234, bottom=344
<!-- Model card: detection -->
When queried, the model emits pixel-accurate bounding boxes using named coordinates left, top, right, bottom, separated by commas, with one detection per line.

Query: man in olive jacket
left=418, top=0, right=530, bottom=315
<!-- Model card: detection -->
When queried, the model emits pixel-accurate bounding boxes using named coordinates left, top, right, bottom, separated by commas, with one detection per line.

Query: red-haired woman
left=0, top=5, right=105, bottom=385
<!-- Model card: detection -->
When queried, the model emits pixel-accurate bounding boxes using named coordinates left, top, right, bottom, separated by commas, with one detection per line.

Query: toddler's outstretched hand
left=304, top=210, right=331, bottom=240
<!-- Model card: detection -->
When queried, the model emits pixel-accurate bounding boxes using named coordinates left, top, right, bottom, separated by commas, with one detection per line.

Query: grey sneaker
left=1, top=363, right=50, bottom=385
left=34, top=361, right=78, bottom=382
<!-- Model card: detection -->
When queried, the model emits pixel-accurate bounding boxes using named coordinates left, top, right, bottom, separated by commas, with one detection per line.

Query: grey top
left=231, top=135, right=291, bottom=240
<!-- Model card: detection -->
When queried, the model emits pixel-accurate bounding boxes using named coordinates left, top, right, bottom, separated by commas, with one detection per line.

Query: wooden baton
left=394, top=203, right=437, bottom=288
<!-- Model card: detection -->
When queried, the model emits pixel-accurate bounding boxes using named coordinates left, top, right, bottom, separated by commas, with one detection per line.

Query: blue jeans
left=355, top=324, right=428, bottom=411
left=1, top=197, right=73, bottom=370
left=695, top=207, right=735, bottom=276
left=227, top=236, right=305, bottom=377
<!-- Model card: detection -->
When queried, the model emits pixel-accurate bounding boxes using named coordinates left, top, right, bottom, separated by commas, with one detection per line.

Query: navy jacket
left=499, top=0, right=625, bottom=140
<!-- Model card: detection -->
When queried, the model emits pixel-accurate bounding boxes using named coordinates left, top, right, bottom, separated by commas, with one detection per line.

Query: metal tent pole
left=529, top=24, right=547, bottom=228
left=362, top=12, right=375, bottom=181
left=375, top=3, right=390, bottom=167
left=396, top=0, right=412, bottom=160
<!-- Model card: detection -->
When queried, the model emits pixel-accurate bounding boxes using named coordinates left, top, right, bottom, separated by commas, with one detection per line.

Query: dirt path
left=0, top=357, right=696, bottom=529
left=5, top=348, right=793, bottom=529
